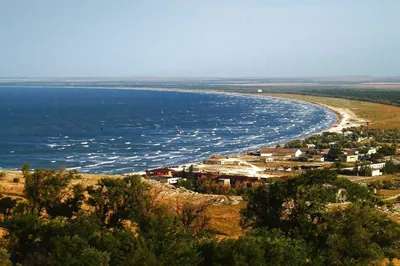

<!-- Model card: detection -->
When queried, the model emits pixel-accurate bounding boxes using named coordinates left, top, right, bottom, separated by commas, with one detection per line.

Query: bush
left=297, top=156, right=308, bottom=162
left=12, top=178, right=19, bottom=183
left=0, top=172, right=6, bottom=178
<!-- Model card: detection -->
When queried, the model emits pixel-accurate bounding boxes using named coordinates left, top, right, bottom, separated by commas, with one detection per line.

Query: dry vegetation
left=0, top=170, right=245, bottom=239
left=205, top=202, right=246, bottom=239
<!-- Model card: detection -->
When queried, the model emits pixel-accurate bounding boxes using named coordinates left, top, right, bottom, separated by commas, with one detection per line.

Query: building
left=366, top=147, right=377, bottom=155
left=306, top=144, right=316, bottom=148
left=299, top=147, right=315, bottom=154
left=203, top=155, right=227, bottom=165
left=217, top=178, right=231, bottom=187
left=343, top=131, right=353, bottom=137
left=370, top=162, right=386, bottom=170
left=149, top=176, right=180, bottom=184
left=145, top=168, right=175, bottom=177
left=301, top=164, right=324, bottom=170
left=371, top=169, right=382, bottom=177
left=339, top=152, right=359, bottom=163
left=259, top=148, right=302, bottom=158
left=311, top=155, right=325, bottom=162
left=247, top=150, right=260, bottom=156
left=343, top=162, right=386, bottom=172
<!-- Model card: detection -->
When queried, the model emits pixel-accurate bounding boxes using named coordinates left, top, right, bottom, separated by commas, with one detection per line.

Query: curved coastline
left=101, top=87, right=346, bottom=170
left=121, top=86, right=366, bottom=134
left=104, top=86, right=342, bottom=130
left=0, top=87, right=360, bottom=174
left=115, top=87, right=351, bottom=133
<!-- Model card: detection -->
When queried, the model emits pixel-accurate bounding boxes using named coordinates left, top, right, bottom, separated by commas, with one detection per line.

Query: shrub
left=0, top=172, right=6, bottom=178
left=12, top=178, right=19, bottom=183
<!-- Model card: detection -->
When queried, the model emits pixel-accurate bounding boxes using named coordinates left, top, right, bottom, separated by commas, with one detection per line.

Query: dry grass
left=376, top=189, right=400, bottom=200
left=206, top=202, right=246, bottom=239
left=380, top=259, right=400, bottom=266
left=263, top=93, right=400, bottom=129
left=361, top=174, right=400, bottom=184
left=0, top=171, right=25, bottom=197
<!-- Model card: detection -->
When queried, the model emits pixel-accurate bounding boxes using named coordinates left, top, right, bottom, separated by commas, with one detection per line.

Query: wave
left=0, top=88, right=337, bottom=174
left=85, top=160, right=116, bottom=168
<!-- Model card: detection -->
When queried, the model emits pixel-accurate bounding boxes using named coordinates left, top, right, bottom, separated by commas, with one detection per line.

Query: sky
left=0, top=0, right=399, bottom=78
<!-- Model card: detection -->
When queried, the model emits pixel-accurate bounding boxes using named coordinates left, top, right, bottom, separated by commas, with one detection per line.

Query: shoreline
left=108, top=87, right=365, bottom=174
left=0, top=87, right=366, bottom=174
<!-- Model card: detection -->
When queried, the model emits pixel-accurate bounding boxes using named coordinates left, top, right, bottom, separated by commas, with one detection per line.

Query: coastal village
left=145, top=132, right=399, bottom=187
left=144, top=105, right=371, bottom=182
left=143, top=104, right=400, bottom=212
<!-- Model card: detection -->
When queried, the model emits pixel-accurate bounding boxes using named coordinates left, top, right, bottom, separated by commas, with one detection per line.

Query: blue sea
left=0, top=87, right=336, bottom=173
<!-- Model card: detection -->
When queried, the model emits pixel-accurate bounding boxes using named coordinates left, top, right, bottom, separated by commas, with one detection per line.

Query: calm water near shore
left=0, top=87, right=336, bottom=173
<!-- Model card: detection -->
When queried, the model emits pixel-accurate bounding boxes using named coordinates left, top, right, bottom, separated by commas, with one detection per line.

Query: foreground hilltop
left=0, top=170, right=245, bottom=239
left=0, top=166, right=400, bottom=265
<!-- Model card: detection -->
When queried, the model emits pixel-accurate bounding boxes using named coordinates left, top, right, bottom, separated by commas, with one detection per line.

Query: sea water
left=0, top=87, right=336, bottom=173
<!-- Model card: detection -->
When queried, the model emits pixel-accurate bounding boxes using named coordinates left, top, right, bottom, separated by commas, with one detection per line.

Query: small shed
left=145, top=168, right=175, bottom=177
left=217, top=178, right=231, bottom=187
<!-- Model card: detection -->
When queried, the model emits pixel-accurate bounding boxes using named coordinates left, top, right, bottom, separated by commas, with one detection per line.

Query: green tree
left=379, top=144, right=396, bottom=156
left=383, top=160, right=400, bottom=174
left=0, top=195, right=18, bottom=222
left=178, top=178, right=194, bottom=190
left=318, top=203, right=400, bottom=265
left=209, top=229, right=309, bottom=266
left=241, top=182, right=288, bottom=229
left=23, top=167, right=81, bottom=217
left=326, top=145, right=342, bottom=161
left=49, top=235, right=110, bottom=266
left=86, top=175, right=159, bottom=228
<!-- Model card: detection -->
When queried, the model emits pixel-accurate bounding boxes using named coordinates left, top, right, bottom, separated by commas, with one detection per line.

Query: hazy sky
left=1, top=0, right=399, bottom=77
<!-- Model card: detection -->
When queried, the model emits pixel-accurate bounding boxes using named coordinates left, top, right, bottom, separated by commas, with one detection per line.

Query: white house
left=217, top=178, right=231, bottom=186
left=339, top=152, right=359, bottom=163
left=367, top=148, right=377, bottom=155
left=149, top=176, right=180, bottom=184
left=343, top=131, right=353, bottom=136
left=203, top=155, right=227, bottom=165
left=344, top=162, right=386, bottom=172
left=371, top=169, right=382, bottom=177
left=259, top=148, right=302, bottom=158
left=370, top=162, right=386, bottom=170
